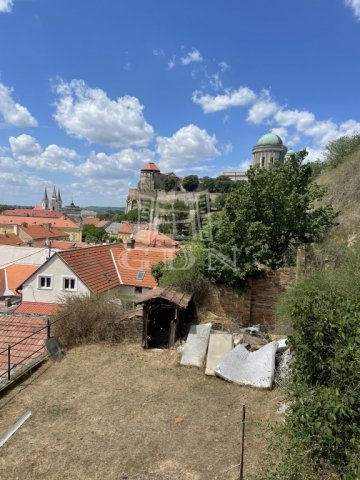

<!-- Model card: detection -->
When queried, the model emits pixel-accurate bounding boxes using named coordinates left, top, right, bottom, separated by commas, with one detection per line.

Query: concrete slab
left=205, top=333, right=233, bottom=376
left=180, top=323, right=212, bottom=368
left=214, top=341, right=278, bottom=389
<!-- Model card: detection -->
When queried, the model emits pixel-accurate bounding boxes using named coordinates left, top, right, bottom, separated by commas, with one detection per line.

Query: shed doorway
left=147, top=303, right=175, bottom=348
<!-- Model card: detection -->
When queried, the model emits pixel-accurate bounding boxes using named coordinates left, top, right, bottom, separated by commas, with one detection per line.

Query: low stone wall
left=205, top=268, right=295, bottom=328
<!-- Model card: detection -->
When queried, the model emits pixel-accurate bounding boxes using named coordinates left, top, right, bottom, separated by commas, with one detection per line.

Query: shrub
left=52, top=293, right=124, bottom=348
left=272, top=245, right=360, bottom=478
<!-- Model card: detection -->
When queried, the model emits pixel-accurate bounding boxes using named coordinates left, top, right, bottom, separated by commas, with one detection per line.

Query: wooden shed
left=135, top=287, right=195, bottom=348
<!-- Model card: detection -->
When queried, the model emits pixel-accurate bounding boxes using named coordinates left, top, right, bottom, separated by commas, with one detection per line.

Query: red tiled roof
left=0, top=315, right=47, bottom=378
left=0, top=233, right=24, bottom=246
left=31, top=240, right=88, bottom=250
left=3, top=209, right=63, bottom=218
left=58, top=244, right=125, bottom=293
left=19, top=224, right=69, bottom=240
left=13, top=302, right=60, bottom=315
left=0, top=215, right=80, bottom=229
left=134, top=229, right=178, bottom=247
left=115, top=246, right=177, bottom=288
left=82, top=217, right=100, bottom=226
left=141, top=162, right=160, bottom=172
left=0, top=264, right=39, bottom=296
left=118, top=224, right=134, bottom=234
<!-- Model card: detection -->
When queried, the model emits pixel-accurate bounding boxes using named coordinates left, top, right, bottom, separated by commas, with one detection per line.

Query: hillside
left=317, top=146, right=360, bottom=242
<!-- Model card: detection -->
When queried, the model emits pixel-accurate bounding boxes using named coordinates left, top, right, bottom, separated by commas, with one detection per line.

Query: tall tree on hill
left=203, top=151, right=336, bottom=285
left=182, top=175, right=199, bottom=192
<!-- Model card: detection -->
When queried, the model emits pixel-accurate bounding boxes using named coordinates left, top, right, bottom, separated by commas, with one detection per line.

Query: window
left=261, top=157, right=265, bottom=167
left=136, top=271, right=145, bottom=281
left=38, top=275, right=52, bottom=289
left=135, top=286, right=143, bottom=294
left=62, top=276, right=77, bottom=291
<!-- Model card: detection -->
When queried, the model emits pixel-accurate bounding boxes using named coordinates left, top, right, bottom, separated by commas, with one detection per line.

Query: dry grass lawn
left=0, top=343, right=282, bottom=480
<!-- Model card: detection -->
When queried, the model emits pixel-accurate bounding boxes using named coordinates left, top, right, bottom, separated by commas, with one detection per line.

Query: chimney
left=126, top=238, right=135, bottom=249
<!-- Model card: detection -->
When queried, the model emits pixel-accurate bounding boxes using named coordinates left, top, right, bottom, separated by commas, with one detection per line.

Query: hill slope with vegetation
left=316, top=135, right=360, bottom=240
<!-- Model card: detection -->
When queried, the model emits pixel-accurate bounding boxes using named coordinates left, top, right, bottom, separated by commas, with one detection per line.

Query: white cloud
left=222, top=143, right=233, bottom=155
left=9, top=134, right=78, bottom=172
left=78, top=149, right=153, bottom=178
left=193, top=87, right=256, bottom=113
left=168, top=55, right=176, bottom=69
left=271, top=127, right=288, bottom=143
left=181, top=49, right=203, bottom=65
left=152, top=49, right=165, bottom=57
left=0, top=83, right=38, bottom=127
left=53, top=79, right=154, bottom=148
left=0, top=0, right=13, bottom=13
left=157, top=124, right=219, bottom=169
left=274, top=109, right=315, bottom=131
left=247, top=90, right=278, bottom=124
left=345, top=0, right=360, bottom=21
left=218, top=61, right=230, bottom=72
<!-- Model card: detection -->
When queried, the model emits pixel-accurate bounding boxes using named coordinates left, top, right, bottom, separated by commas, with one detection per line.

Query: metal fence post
left=47, top=318, right=51, bottom=338
left=7, top=344, right=11, bottom=381
left=240, top=404, right=246, bottom=480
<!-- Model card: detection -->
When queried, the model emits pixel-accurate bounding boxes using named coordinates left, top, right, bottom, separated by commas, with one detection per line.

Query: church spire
left=52, top=185, right=57, bottom=200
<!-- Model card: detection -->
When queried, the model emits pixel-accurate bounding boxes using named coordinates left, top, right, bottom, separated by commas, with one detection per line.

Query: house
left=134, top=229, right=178, bottom=248
left=17, top=242, right=178, bottom=310
left=0, top=233, right=24, bottom=246
left=0, top=264, right=39, bottom=301
left=0, top=215, right=82, bottom=242
left=17, top=223, right=69, bottom=243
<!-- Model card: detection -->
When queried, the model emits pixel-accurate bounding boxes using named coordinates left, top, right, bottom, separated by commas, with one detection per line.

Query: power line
left=0, top=247, right=50, bottom=269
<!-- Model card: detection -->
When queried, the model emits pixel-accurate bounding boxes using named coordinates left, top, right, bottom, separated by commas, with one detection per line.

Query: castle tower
left=252, top=132, right=287, bottom=168
left=139, top=162, right=161, bottom=192
left=42, top=187, right=49, bottom=210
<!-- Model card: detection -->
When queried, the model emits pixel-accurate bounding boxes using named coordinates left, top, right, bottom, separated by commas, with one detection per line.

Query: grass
left=0, top=343, right=282, bottom=480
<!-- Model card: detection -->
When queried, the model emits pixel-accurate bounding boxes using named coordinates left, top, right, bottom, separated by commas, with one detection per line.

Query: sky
left=0, top=0, right=360, bottom=207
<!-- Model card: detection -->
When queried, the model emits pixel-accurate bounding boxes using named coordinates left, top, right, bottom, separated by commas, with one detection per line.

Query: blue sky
left=0, top=0, right=360, bottom=207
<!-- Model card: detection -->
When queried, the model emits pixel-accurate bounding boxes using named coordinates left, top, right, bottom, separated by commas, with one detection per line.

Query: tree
left=163, top=177, right=176, bottom=192
left=125, top=208, right=139, bottom=222
left=82, top=224, right=107, bottom=243
left=182, top=175, right=199, bottom=192
left=325, top=134, right=360, bottom=169
left=202, top=151, right=336, bottom=285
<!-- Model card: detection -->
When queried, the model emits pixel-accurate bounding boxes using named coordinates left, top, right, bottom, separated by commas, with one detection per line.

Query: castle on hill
left=126, top=131, right=292, bottom=213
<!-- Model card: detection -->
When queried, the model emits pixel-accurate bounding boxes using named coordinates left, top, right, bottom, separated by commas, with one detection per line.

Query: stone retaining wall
left=206, top=268, right=295, bottom=327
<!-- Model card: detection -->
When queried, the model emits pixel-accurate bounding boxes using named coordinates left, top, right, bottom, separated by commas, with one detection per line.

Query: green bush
left=273, top=246, right=360, bottom=478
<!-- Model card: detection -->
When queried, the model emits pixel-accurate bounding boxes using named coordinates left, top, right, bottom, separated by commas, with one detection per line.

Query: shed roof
left=135, top=287, right=193, bottom=309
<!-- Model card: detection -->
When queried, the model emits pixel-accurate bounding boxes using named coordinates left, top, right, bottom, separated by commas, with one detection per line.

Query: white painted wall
left=22, top=254, right=90, bottom=303
left=0, top=245, right=59, bottom=266
left=119, top=285, right=151, bottom=297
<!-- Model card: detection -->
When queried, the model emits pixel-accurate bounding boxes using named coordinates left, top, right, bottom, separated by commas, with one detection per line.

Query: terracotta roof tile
left=0, top=315, right=47, bottom=378
left=13, top=302, right=60, bottom=315
left=134, top=229, right=178, bottom=247
left=0, top=233, right=24, bottom=246
left=115, top=246, right=177, bottom=288
left=19, top=224, right=69, bottom=240
left=31, top=240, right=89, bottom=250
left=141, top=162, right=160, bottom=172
left=58, top=244, right=125, bottom=293
left=3, top=209, right=63, bottom=218
left=0, top=215, right=80, bottom=230
left=118, top=224, right=134, bottom=234
left=0, top=264, right=39, bottom=296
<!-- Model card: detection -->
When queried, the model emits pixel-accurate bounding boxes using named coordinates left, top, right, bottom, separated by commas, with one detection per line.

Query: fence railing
left=0, top=319, right=51, bottom=383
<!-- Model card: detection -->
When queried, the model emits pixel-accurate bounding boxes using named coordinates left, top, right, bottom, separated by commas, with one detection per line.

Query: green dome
left=285, top=149, right=296, bottom=157
left=256, top=132, right=283, bottom=146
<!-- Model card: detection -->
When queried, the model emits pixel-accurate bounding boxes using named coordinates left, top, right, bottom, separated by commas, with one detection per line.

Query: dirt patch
left=0, top=343, right=282, bottom=480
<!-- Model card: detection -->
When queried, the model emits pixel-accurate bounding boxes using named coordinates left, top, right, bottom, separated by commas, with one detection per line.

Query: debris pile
left=180, top=323, right=289, bottom=390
